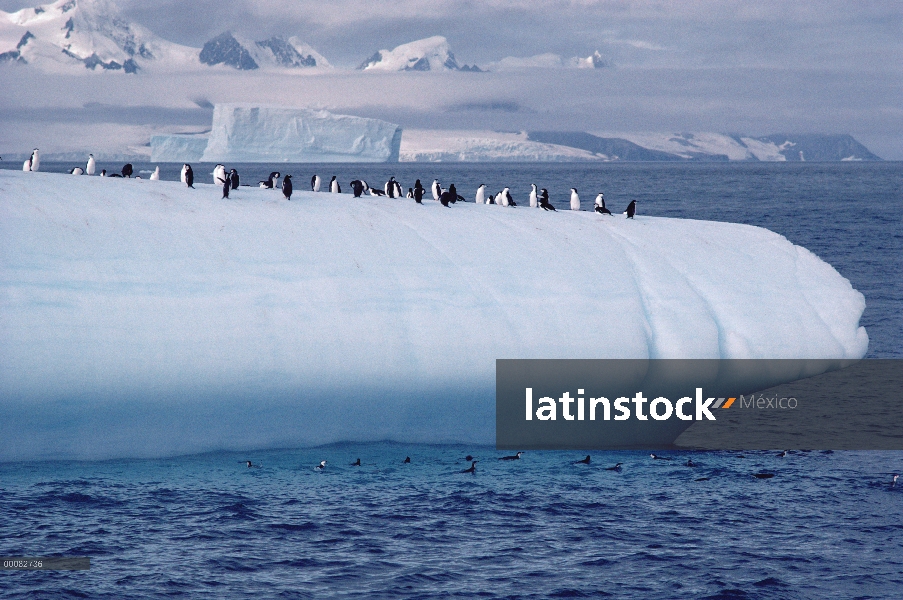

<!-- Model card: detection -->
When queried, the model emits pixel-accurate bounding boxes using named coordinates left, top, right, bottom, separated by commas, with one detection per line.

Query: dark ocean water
left=2, top=162, right=901, bottom=597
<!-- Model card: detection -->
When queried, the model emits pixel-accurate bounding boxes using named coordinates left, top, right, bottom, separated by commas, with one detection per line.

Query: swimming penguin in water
left=242, top=460, right=260, bottom=468
left=650, top=454, right=672, bottom=460
left=539, top=189, right=556, bottom=211
left=311, top=174, right=321, bottom=192
left=70, top=167, right=84, bottom=175
left=282, top=175, right=293, bottom=200
left=475, top=184, right=486, bottom=204
left=575, top=455, right=591, bottom=465
left=149, top=166, right=160, bottom=180
left=330, top=176, right=340, bottom=193
left=753, top=472, right=775, bottom=479
left=625, top=200, right=637, bottom=219
left=86, top=154, right=96, bottom=175
left=30, top=149, right=40, bottom=172
left=464, top=455, right=475, bottom=462
left=594, top=193, right=612, bottom=215
left=431, top=179, right=441, bottom=201
left=777, top=451, right=788, bottom=458
left=351, top=458, right=361, bottom=466
left=529, top=183, right=538, bottom=208
left=685, top=459, right=697, bottom=467
left=605, top=462, right=623, bottom=472
left=413, top=180, right=425, bottom=204
left=403, top=456, right=411, bottom=464
left=229, top=169, right=239, bottom=189
left=316, top=460, right=327, bottom=470
left=121, top=163, right=133, bottom=178
left=499, top=452, right=523, bottom=461
left=350, top=180, right=365, bottom=197
left=570, top=188, right=580, bottom=211
left=462, top=461, right=477, bottom=474
left=893, top=474, right=899, bottom=487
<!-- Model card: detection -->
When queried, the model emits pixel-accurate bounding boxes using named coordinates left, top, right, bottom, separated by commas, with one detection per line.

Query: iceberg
left=150, top=133, right=209, bottom=162
left=0, top=170, right=868, bottom=460
left=199, top=104, right=403, bottom=163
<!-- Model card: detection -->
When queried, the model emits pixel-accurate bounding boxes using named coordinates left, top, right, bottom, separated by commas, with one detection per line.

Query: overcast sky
left=2, top=0, right=901, bottom=157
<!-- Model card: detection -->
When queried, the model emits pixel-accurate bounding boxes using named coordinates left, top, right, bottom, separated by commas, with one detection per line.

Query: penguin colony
left=19, top=154, right=643, bottom=217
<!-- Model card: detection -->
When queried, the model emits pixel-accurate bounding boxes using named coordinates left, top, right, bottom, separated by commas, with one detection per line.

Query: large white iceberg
left=200, top=104, right=403, bottom=163
left=0, top=170, right=868, bottom=460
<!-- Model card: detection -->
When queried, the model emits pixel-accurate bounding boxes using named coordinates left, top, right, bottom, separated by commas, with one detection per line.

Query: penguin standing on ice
left=625, top=200, right=637, bottom=219
left=121, top=163, right=133, bottom=178
left=229, top=169, right=239, bottom=189
left=311, top=174, right=321, bottom=192
left=150, top=166, right=160, bottom=180
left=504, top=188, right=516, bottom=207
left=411, top=179, right=423, bottom=204
left=529, top=183, right=538, bottom=208
left=439, top=185, right=457, bottom=207
left=329, top=176, right=340, bottom=193
left=100, top=169, right=107, bottom=177
left=182, top=164, right=194, bottom=188
left=30, top=149, right=40, bottom=172
left=475, top=184, right=486, bottom=204
left=385, top=177, right=396, bottom=198
left=282, top=175, right=293, bottom=200
left=350, top=180, right=365, bottom=197
left=86, top=154, right=96, bottom=175
left=70, top=167, right=84, bottom=175
left=212, top=164, right=226, bottom=186
left=406, top=187, right=414, bottom=198
left=539, top=189, right=556, bottom=211
left=22, top=157, right=32, bottom=171
left=393, top=178, right=403, bottom=198
left=594, top=193, right=611, bottom=215
left=570, top=188, right=580, bottom=211
left=259, top=172, right=280, bottom=189
left=220, top=175, right=230, bottom=199
left=431, top=179, right=441, bottom=201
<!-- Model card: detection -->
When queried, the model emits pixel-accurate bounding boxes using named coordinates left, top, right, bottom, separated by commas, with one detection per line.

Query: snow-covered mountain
left=0, top=0, right=198, bottom=73
left=0, top=0, right=329, bottom=73
left=357, top=36, right=480, bottom=72
left=199, top=31, right=329, bottom=70
left=527, top=132, right=881, bottom=161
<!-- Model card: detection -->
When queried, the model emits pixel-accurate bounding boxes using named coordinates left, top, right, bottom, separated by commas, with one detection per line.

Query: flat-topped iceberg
left=199, top=104, right=402, bottom=163
left=0, top=170, right=867, bottom=460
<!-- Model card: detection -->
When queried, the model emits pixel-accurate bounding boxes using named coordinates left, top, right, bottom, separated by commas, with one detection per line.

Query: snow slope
left=399, top=130, right=601, bottom=162
left=0, top=170, right=868, bottom=459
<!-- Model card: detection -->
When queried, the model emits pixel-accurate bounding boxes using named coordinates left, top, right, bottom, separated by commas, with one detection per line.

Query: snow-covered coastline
left=0, top=170, right=867, bottom=459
